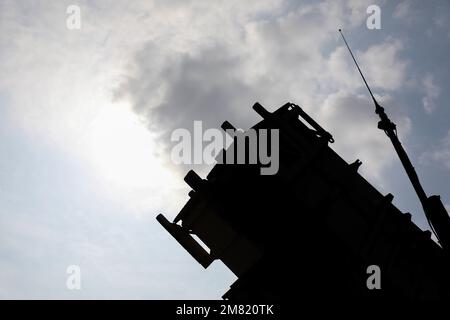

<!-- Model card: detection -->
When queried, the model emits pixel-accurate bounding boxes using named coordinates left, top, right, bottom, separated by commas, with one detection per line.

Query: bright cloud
left=422, top=130, right=450, bottom=169
left=421, top=74, right=441, bottom=114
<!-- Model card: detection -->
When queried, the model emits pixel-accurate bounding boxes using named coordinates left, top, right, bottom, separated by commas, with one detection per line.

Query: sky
left=0, top=0, right=449, bottom=299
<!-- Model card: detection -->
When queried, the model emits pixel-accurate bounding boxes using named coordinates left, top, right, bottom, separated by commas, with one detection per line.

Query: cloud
left=326, top=39, right=408, bottom=93
left=394, top=1, right=418, bottom=23
left=358, top=40, right=408, bottom=91
left=421, top=130, right=450, bottom=169
left=116, top=0, right=410, bottom=183
left=421, top=74, right=441, bottom=114
left=318, top=91, right=411, bottom=181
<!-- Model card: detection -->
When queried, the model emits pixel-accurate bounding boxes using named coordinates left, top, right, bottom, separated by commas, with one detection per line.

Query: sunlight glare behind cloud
left=88, top=102, right=173, bottom=189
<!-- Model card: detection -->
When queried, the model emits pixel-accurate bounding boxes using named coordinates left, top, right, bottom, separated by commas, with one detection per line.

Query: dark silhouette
left=157, top=101, right=450, bottom=300
left=157, top=30, right=450, bottom=301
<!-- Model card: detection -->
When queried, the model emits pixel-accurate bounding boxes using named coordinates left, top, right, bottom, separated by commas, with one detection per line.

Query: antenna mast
left=339, top=29, right=450, bottom=252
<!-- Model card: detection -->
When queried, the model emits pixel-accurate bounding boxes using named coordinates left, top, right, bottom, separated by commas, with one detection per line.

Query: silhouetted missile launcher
left=157, top=102, right=450, bottom=300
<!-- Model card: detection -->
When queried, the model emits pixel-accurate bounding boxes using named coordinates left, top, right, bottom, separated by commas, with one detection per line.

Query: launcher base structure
left=157, top=102, right=450, bottom=300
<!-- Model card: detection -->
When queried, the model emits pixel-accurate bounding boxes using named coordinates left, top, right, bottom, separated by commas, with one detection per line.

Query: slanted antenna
left=339, top=29, right=378, bottom=107
left=339, top=29, right=450, bottom=252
